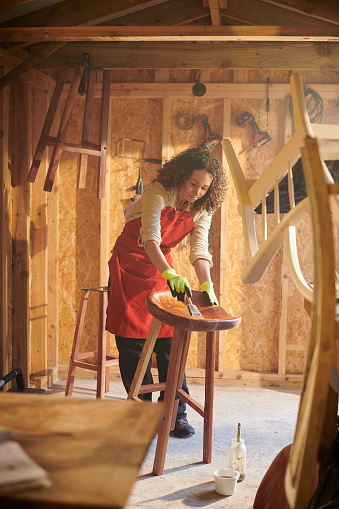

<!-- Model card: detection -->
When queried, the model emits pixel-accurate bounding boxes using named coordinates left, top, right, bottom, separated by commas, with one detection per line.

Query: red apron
left=105, top=206, right=194, bottom=338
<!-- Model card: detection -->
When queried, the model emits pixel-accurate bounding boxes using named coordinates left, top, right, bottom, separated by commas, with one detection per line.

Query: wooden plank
left=11, top=81, right=31, bottom=386
left=0, top=47, right=55, bottom=92
left=3, top=0, right=169, bottom=27
left=0, top=0, right=36, bottom=13
left=78, top=68, right=96, bottom=190
left=57, top=81, right=339, bottom=101
left=154, top=69, right=169, bottom=82
left=0, top=42, right=65, bottom=91
left=208, top=0, right=221, bottom=25
left=217, top=97, right=231, bottom=373
left=30, top=88, right=48, bottom=376
left=278, top=97, right=293, bottom=375
left=38, top=41, right=339, bottom=70
left=162, top=96, right=171, bottom=162
left=97, top=69, right=111, bottom=199
left=219, top=0, right=338, bottom=26
left=47, top=138, right=59, bottom=372
left=261, top=0, right=339, bottom=25
left=0, top=69, right=9, bottom=384
left=100, top=98, right=111, bottom=287
left=99, top=0, right=209, bottom=27
left=1, top=26, right=339, bottom=43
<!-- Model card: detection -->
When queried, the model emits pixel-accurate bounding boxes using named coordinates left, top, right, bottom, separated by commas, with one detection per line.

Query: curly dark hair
left=153, top=148, right=228, bottom=214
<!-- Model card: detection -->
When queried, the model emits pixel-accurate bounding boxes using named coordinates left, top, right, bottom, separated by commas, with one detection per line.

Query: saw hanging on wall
left=115, top=138, right=162, bottom=164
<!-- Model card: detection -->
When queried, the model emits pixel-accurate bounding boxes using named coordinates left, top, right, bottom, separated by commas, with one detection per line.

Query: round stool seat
left=146, top=290, right=241, bottom=332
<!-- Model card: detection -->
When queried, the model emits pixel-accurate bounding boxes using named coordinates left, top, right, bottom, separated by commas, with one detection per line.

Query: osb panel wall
left=225, top=97, right=288, bottom=372
left=55, top=69, right=339, bottom=374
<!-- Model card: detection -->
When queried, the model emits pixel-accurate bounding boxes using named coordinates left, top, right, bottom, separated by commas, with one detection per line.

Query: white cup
left=214, top=469, right=240, bottom=496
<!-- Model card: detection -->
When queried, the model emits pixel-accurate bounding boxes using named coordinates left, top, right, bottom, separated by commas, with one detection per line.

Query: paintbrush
left=185, top=288, right=202, bottom=317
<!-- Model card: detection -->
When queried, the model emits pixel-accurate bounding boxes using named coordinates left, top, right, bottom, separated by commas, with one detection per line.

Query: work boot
left=173, top=418, right=195, bottom=438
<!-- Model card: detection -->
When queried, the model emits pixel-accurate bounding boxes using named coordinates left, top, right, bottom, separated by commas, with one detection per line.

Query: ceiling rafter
left=219, top=0, right=338, bottom=27
left=0, top=0, right=171, bottom=27
left=208, top=0, right=221, bottom=26
left=0, top=45, right=55, bottom=90
left=99, top=0, right=210, bottom=28
left=0, top=41, right=64, bottom=90
left=260, top=0, right=339, bottom=25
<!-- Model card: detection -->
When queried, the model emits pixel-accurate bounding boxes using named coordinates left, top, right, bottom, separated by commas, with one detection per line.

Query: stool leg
left=203, top=331, right=216, bottom=463
left=103, top=290, right=110, bottom=394
left=153, top=328, right=185, bottom=475
left=97, top=291, right=108, bottom=399
left=65, top=290, right=89, bottom=396
left=128, top=318, right=161, bottom=400
left=170, top=331, right=191, bottom=431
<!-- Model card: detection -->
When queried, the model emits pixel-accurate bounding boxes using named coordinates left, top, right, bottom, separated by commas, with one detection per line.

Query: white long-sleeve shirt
left=125, top=182, right=213, bottom=266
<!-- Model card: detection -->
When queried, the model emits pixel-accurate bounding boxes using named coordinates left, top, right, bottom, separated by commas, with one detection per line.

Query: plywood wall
left=53, top=69, right=339, bottom=380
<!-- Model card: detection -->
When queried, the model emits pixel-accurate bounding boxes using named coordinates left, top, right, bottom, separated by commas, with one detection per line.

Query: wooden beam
left=261, top=0, right=339, bottom=25
left=100, top=97, right=111, bottom=287
left=216, top=96, right=231, bottom=373
left=0, top=46, right=55, bottom=91
left=30, top=88, right=48, bottom=376
left=1, top=26, right=339, bottom=42
left=219, top=0, right=338, bottom=27
left=11, top=80, right=31, bottom=386
left=0, top=1, right=36, bottom=14
left=37, top=41, right=339, bottom=70
left=162, top=97, right=171, bottom=162
left=47, top=136, right=59, bottom=373
left=0, top=69, right=9, bottom=384
left=2, top=0, right=171, bottom=27
left=100, top=0, right=209, bottom=27
left=208, top=0, right=221, bottom=26
left=0, top=42, right=65, bottom=90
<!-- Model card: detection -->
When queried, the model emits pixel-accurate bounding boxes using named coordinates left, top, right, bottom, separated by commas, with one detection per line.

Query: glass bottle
left=227, top=423, right=246, bottom=481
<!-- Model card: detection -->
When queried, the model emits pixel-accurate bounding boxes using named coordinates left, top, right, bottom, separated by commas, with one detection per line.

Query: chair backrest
left=284, top=135, right=338, bottom=509
left=221, top=72, right=339, bottom=303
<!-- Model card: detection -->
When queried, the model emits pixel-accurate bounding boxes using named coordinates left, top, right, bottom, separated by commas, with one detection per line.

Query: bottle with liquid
left=227, top=423, right=246, bottom=481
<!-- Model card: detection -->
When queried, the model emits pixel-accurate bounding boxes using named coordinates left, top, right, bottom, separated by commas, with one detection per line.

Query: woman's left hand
left=200, top=282, right=218, bottom=306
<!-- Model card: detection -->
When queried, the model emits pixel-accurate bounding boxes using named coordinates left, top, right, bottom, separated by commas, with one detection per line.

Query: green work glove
left=162, top=268, right=191, bottom=302
left=201, top=282, right=218, bottom=306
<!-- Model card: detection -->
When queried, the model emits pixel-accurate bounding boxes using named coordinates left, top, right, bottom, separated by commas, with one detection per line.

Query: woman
left=106, top=148, right=227, bottom=438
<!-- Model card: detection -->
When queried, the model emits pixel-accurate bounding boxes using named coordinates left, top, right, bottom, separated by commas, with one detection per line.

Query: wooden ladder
left=27, top=62, right=111, bottom=198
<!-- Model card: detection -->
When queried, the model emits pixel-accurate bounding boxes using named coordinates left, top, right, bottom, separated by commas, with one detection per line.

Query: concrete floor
left=47, top=379, right=301, bottom=509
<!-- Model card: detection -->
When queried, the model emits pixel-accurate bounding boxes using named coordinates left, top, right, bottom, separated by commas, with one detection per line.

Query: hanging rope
left=289, top=87, right=323, bottom=124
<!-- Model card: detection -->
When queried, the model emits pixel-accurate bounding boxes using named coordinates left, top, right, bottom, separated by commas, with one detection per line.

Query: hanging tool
left=235, top=111, right=271, bottom=153
left=115, top=138, right=162, bottom=164
left=196, top=115, right=222, bottom=150
left=185, top=288, right=202, bottom=317
left=266, top=77, right=270, bottom=126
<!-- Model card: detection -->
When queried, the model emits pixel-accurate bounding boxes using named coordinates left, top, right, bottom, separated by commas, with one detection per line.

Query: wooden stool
left=65, top=286, right=118, bottom=399
left=128, top=290, right=242, bottom=475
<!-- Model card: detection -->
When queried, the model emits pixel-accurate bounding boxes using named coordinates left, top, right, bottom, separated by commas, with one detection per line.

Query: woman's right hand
left=162, top=268, right=191, bottom=302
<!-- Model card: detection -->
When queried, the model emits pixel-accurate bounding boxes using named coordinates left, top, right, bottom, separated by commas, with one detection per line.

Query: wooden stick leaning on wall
left=0, top=69, right=9, bottom=383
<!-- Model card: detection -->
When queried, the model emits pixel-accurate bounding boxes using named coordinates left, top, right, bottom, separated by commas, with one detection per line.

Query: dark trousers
left=115, top=336, right=189, bottom=420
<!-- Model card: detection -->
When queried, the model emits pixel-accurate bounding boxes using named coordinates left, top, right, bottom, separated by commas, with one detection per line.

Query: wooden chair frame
left=284, top=136, right=337, bottom=509
left=222, top=73, right=339, bottom=509
left=222, top=72, right=339, bottom=303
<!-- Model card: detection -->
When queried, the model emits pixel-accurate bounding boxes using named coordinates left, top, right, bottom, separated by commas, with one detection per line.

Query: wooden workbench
left=0, top=393, right=164, bottom=508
